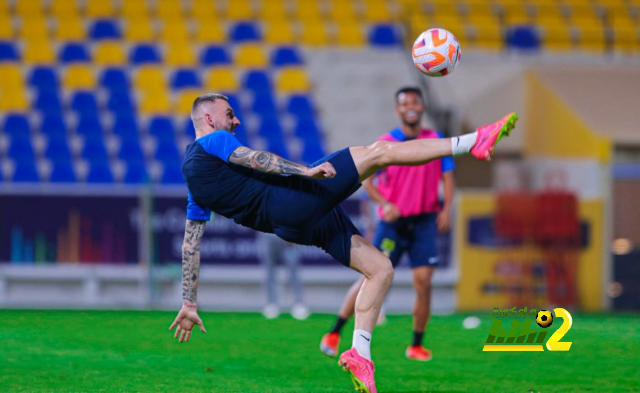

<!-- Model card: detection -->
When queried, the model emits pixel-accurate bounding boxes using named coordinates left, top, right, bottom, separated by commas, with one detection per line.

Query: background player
left=169, top=93, right=517, bottom=393
left=320, top=87, right=454, bottom=362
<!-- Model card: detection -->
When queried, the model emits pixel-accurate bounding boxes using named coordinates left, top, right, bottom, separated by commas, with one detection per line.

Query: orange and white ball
left=412, top=28, right=461, bottom=77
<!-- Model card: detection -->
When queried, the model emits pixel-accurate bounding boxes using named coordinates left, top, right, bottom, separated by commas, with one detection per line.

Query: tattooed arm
left=169, top=219, right=208, bottom=343
left=229, top=146, right=337, bottom=179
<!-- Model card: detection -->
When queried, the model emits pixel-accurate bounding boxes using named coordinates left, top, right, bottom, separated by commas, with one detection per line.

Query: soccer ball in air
left=412, top=28, right=461, bottom=77
left=536, top=310, right=553, bottom=328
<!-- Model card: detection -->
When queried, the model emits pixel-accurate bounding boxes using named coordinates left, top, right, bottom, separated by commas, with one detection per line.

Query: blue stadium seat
left=225, top=93, right=242, bottom=116
left=29, top=67, right=59, bottom=92
left=252, top=93, right=278, bottom=117
left=59, top=43, right=90, bottom=63
left=3, top=114, right=30, bottom=136
left=369, top=25, right=401, bottom=46
left=50, top=160, right=77, bottom=183
left=41, top=114, right=67, bottom=137
left=257, top=117, right=284, bottom=138
left=119, top=138, right=145, bottom=162
left=171, top=69, right=201, bottom=90
left=155, top=138, right=180, bottom=162
left=124, top=159, right=149, bottom=184
left=71, top=91, right=99, bottom=114
left=130, top=44, right=161, bottom=64
left=90, top=19, right=121, bottom=40
left=34, top=91, right=63, bottom=115
left=82, top=136, right=108, bottom=162
left=294, top=117, right=322, bottom=138
left=100, top=68, right=129, bottom=92
left=45, top=136, right=72, bottom=161
left=183, top=118, right=195, bottom=138
left=243, top=71, right=272, bottom=93
left=266, top=138, right=290, bottom=160
left=107, top=90, right=135, bottom=115
left=112, top=114, right=139, bottom=138
left=8, top=135, right=35, bottom=161
left=149, top=116, right=176, bottom=139
left=271, top=47, right=303, bottom=66
left=77, top=114, right=103, bottom=137
left=13, top=160, right=39, bottom=182
left=287, top=95, right=314, bottom=118
left=200, top=46, right=231, bottom=65
left=506, top=26, right=540, bottom=51
left=230, top=22, right=261, bottom=42
left=0, top=42, right=19, bottom=62
left=301, top=139, right=326, bottom=164
left=161, top=162, right=184, bottom=184
left=233, top=127, right=250, bottom=147
left=86, top=161, right=114, bottom=183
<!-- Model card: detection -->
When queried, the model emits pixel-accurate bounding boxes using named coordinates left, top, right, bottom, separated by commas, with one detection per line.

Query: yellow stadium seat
left=576, top=25, right=606, bottom=52
left=363, top=0, right=395, bottom=22
left=205, top=68, right=239, bottom=92
left=464, top=0, right=494, bottom=17
left=190, top=0, right=218, bottom=20
left=0, top=64, right=25, bottom=88
left=19, top=18, right=49, bottom=40
left=195, top=21, right=225, bottom=43
left=165, top=44, right=197, bottom=67
left=473, top=23, right=504, bottom=50
left=63, top=65, right=97, bottom=90
left=300, top=21, right=330, bottom=46
left=15, top=0, right=44, bottom=16
left=124, top=18, right=156, bottom=41
left=276, top=68, right=311, bottom=92
left=541, top=24, right=573, bottom=51
left=0, top=88, right=29, bottom=111
left=160, top=20, right=191, bottom=43
left=121, top=0, right=150, bottom=18
left=157, top=0, right=186, bottom=20
left=86, top=0, right=115, bottom=18
left=139, top=88, right=171, bottom=114
left=612, top=25, right=640, bottom=52
left=0, top=15, right=14, bottom=39
left=328, top=0, right=358, bottom=22
left=55, top=18, right=86, bottom=41
left=260, top=0, right=289, bottom=21
left=134, top=67, right=168, bottom=91
left=94, top=41, right=126, bottom=65
left=294, top=0, right=325, bottom=22
left=503, top=3, right=532, bottom=25
left=50, top=0, right=80, bottom=17
left=175, top=89, right=203, bottom=114
left=426, top=0, right=460, bottom=17
left=23, top=40, right=56, bottom=64
left=265, top=20, right=295, bottom=44
left=335, top=22, right=365, bottom=46
left=224, top=0, right=254, bottom=20
left=235, top=44, right=269, bottom=68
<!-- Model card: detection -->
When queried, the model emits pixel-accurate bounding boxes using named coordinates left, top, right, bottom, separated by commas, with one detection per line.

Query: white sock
left=451, top=132, right=477, bottom=156
left=353, top=329, right=372, bottom=360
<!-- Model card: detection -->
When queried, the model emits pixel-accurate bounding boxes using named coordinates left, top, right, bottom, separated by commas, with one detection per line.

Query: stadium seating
left=1, top=0, right=635, bottom=185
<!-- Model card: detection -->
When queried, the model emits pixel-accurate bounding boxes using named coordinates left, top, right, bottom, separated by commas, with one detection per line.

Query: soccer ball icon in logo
left=412, top=28, right=461, bottom=77
left=536, top=310, right=554, bottom=328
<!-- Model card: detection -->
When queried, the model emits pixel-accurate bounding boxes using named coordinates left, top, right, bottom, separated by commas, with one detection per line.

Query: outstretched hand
left=306, top=162, right=337, bottom=179
left=169, top=303, right=207, bottom=343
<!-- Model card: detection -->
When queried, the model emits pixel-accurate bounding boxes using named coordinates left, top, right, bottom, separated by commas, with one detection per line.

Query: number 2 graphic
left=546, top=308, right=573, bottom=351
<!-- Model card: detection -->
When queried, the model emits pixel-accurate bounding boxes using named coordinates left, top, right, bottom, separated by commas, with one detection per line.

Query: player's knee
left=372, top=256, right=394, bottom=284
left=413, top=274, right=433, bottom=295
left=366, top=141, right=392, bottom=168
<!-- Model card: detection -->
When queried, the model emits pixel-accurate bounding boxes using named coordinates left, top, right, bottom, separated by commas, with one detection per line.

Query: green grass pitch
left=1, top=310, right=638, bottom=392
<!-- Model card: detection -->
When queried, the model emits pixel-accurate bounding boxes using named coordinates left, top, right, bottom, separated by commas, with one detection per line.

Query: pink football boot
left=470, top=112, right=518, bottom=161
left=338, top=348, right=377, bottom=393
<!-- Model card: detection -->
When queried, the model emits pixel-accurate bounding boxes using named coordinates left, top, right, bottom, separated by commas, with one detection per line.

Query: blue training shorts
left=372, top=213, right=439, bottom=269
left=267, top=149, right=362, bottom=267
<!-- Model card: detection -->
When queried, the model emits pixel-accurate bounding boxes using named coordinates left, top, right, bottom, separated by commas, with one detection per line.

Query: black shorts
left=267, top=148, right=362, bottom=266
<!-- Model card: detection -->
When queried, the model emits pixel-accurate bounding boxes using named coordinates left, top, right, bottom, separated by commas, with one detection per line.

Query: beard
left=402, top=118, right=421, bottom=127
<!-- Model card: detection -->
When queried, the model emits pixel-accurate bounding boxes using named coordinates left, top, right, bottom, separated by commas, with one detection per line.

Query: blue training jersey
left=182, top=131, right=275, bottom=231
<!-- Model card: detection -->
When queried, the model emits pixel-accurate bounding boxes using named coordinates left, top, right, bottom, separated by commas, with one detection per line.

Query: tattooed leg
left=182, top=219, right=207, bottom=305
